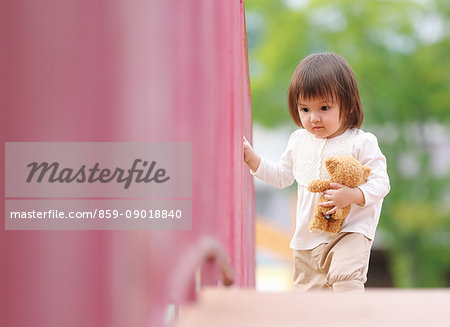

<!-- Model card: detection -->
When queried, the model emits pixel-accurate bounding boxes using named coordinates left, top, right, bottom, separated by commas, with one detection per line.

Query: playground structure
left=1, top=1, right=253, bottom=326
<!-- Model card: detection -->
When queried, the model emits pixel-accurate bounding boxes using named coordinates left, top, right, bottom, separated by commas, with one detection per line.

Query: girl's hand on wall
left=243, top=136, right=261, bottom=173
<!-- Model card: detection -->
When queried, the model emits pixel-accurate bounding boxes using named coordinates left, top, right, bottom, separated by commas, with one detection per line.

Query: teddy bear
left=307, top=155, right=371, bottom=235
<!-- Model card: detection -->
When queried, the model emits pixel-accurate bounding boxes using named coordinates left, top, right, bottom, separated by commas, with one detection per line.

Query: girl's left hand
left=319, top=183, right=364, bottom=215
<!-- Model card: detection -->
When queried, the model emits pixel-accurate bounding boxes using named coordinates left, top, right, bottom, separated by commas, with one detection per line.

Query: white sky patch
left=373, top=123, right=400, bottom=145
left=308, top=6, right=347, bottom=32
left=249, top=60, right=265, bottom=78
left=398, top=152, right=421, bottom=177
left=381, top=30, right=416, bottom=54
left=246, top=11, right=264, bottom=31
left=410, top=0, right=434, bottom=6
left=282, top=0, right=310, bottom=11
left=412, top=12, right=446, bottom=44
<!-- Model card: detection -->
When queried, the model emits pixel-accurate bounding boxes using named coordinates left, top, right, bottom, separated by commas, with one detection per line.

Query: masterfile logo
left=26, top=159, right=170, bottom=189
left=6, top=142, right=191, bottom=197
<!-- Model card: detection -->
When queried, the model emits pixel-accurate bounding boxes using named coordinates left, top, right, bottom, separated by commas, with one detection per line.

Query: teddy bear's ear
left=324, top=156, right=338, bottom=169
left=363, top=165, right=371, bottom=180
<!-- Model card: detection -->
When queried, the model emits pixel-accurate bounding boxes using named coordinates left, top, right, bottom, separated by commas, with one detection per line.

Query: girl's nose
left=311, top=111, right=321, bottom=123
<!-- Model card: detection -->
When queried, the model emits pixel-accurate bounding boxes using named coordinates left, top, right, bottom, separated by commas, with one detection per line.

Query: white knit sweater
left=251, top=128, right=390, bottom=250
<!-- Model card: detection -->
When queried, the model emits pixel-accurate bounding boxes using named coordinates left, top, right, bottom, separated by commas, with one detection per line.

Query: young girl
left=244, top=52, right=390, bottom=292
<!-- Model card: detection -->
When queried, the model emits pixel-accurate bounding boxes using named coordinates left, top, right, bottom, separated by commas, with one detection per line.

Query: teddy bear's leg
left=326, top=219, right=343, bottom=235
left=327, top=206, right=349, bottom=235
left=334, top=206, right=350, bottom=220
left=308, top=202, right=329, bottom=233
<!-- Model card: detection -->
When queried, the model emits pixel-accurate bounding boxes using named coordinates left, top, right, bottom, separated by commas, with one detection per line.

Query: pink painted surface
left=178, top=288, right=450, bottom=327
left=0, top=1, right=254, bottom=326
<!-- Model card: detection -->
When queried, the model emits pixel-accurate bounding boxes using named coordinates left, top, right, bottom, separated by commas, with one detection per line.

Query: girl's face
left=297, top=97, right=346, bottom=139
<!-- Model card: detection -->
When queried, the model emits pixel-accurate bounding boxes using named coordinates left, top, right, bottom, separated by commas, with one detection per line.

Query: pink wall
left=0, top=1, right=254, bottom=326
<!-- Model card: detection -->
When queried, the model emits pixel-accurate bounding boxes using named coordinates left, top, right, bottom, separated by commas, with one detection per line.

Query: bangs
left=296, top=71, right=338, bottom=104
left=295, top=55, right=341, bottom=104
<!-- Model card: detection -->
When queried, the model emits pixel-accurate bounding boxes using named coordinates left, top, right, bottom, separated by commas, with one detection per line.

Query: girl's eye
left=299, top=107, right=309, bottom=113
left=321, top=106, right=329, bottom=111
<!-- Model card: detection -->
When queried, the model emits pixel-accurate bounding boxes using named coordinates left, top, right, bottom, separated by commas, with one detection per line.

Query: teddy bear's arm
left=307, top=179, right=331, bottom=193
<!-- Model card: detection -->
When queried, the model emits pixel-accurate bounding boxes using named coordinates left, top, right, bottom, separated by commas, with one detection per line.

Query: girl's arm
left=354, top=132, right=391, bottom=207
left=243, top=130, right=299, bottom=189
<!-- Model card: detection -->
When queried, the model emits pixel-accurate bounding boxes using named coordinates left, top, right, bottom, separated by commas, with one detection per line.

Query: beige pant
left=293, top=232, right=373, bottom=292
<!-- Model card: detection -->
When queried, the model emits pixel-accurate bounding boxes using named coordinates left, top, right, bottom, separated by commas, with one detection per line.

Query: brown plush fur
left=307, top=155, right=371, bottom=235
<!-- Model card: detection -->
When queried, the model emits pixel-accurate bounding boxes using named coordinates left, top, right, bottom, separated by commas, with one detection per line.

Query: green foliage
left=246, top=0, right=450, bottom=287
left=388, top=202, right=450, bottom=287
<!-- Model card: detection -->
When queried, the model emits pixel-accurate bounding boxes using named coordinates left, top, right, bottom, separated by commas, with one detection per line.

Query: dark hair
left=288, top=52, right=364, bottom=129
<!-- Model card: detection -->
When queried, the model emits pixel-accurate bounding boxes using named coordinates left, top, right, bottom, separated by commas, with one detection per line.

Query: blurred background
left=245, top=0, right=450, bottom=291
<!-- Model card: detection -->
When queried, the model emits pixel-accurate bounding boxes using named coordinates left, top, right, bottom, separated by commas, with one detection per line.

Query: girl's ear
left=363, top=165, right=371, bottom=181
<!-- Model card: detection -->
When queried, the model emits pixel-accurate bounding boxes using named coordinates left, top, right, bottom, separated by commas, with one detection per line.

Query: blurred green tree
left=245, top=0, right=450, bottom=287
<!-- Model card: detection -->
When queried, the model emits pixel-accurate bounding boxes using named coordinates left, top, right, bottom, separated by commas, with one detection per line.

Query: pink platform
left=1, top=1, right=254, bottom=326
left=178, top=288, right=450, bottom=327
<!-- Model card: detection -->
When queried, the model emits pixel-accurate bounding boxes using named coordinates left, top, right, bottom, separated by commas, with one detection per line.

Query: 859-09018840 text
left=9, top=209, right=183, bottom=219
